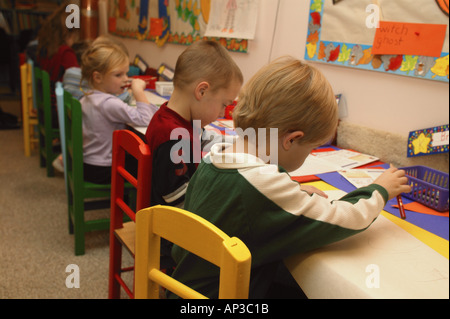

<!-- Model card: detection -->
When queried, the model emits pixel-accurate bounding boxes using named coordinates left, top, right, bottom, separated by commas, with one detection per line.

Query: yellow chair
left=20, top=61, right=38, bottom=156
left=135, top=205, right=252, bottom=299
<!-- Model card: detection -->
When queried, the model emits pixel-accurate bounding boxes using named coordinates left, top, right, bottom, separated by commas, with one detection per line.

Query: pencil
left=397, top=195, right=406, bottom=220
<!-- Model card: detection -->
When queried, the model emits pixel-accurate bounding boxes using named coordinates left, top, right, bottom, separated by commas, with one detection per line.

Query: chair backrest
left=34, top=67, right=52, bottom=132
left=135, top=205, right=252, bottom=299
left=110, top=129, right=152, bottom=224
left=56, top=83, right=67, bottom=192
left=63, top=91, right=84, bottom=189
left=20, top=62, right=33, bottom=117
left=109, top=129, right=152, bottom=298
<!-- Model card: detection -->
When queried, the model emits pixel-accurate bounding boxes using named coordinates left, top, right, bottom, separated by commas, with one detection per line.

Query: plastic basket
left=401, top=166, right=449, bottom=212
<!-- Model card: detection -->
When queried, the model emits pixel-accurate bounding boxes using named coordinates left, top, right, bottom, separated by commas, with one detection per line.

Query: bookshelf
left=0, top=0, right=62, bottom=36
left=0, top=1, right=62, bottom=93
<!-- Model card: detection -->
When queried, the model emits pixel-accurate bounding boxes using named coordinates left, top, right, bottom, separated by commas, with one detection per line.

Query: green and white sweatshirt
left=170, top=143, right=389, bottom=299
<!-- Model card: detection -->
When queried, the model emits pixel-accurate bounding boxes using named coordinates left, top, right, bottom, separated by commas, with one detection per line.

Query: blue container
left=401, top=166, right=449, bottom=212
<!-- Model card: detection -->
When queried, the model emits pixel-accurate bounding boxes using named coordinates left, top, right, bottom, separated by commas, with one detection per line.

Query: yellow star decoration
left=412, top=133, right=432, bottom=155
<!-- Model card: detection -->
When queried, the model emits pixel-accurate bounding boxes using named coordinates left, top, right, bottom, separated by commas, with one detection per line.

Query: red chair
left=108, top=130, right=152, bottom=299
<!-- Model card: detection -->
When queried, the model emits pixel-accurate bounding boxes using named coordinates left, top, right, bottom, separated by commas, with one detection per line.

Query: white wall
left=113, top=0, right=449, bottom=137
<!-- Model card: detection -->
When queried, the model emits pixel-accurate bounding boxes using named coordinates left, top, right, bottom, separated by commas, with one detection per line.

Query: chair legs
left=68, top=191, right=86, bottom=256
left=109, top=236, right=125, bottom=298
left=38, top=136, right=57, bottom=177
left=73, top=199, right=86, bottom=256
left=68, top=195, right=111, bottom=256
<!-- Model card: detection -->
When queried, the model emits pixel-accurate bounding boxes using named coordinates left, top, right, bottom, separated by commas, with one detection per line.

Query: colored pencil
left=397, top=195, right=406, bottom=220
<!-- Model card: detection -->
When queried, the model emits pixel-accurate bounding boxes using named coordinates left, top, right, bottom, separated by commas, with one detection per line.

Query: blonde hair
left=233, top=56, right=338, bottom=145
left=174, top=40, right=243, bottom=92
left=81, top=37, right=129, bottom=88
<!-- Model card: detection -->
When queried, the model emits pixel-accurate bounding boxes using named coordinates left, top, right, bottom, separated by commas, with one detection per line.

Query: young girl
left=80, top=38, right=158, bottom=184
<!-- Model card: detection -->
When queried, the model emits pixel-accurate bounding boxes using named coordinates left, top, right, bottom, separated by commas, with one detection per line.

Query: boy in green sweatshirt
left=170, top=57, right=411, bottom=299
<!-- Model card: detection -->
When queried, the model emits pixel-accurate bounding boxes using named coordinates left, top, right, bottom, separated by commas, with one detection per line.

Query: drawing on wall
left=109, top=0, right=249, bottom=52
left=204, top=0, right=259, bottom=40
left=305, top=0, right=449, bottom=82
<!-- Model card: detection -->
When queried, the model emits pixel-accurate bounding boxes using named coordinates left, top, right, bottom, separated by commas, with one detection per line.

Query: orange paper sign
left=372, top=21, right=447, bottom=57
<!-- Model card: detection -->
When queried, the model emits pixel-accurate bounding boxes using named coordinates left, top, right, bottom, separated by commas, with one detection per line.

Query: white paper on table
left=129, top=91, right=168, bottom=107
left=338, top=169, right=385, bottom=188
left=315, top=149, right=379, bottom=169
left=289, top=154, right=343, bottom=177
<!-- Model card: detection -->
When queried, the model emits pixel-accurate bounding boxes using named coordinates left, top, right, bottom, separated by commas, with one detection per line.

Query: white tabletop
left=284, top=213, right=449, bottom=299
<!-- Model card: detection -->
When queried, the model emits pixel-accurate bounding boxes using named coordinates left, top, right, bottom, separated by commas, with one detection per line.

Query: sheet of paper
left=204, top=0, right=259, bottom=40
left=315, top=149, right=379, bottom=169
left=289, top=154, right=342, bottom=177
left=338, top=169, right=385, bottom=188
left=129, top=91, right=168, bottom=107
left=372, top=21, right=447, bottom=57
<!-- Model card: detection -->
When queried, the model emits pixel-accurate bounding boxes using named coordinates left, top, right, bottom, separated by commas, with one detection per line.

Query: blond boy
left=170, top=57, right=411, bottom=298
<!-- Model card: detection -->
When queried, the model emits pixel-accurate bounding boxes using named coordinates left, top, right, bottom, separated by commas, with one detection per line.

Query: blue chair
left=55, top=82, right=67, bottom=194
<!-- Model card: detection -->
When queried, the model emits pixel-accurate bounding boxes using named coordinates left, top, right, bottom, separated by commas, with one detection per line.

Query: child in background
left=36, top=1, right=80, bottom=83
left=145, top=40, right=243, bottom=208
left=80, top=38, right=158, bottom=184
left=170, top=57, right=411, bottom=299
left=36, top=1, right=80, bottom=129
left=62, top=40, right=91, bottom=100
left=63, top=36, right=131, bottom=102
left=53, top=37, right=133, bottom=173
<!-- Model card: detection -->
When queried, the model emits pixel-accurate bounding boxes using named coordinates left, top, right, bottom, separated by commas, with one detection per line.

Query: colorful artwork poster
left=109, top=0, right=248, bottom=52
left=305, top=0, right=449, bottom=82
left=204, top=0, right=259, bottom=40
left=407, top=124, right=449, bottom=157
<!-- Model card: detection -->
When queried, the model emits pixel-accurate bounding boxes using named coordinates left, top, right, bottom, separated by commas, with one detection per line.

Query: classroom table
left=284, top=178, right=449, bottom=299
left=127, top=91, right=449, bottom=299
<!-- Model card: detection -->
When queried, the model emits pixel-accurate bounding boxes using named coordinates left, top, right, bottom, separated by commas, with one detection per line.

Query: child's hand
left=130, top=79, right=149, bottom=104
left=373, top=165, right=411, bottom=200
left=130, top=78, right=146, bottom=92
left=300, top=184, right=328, bottom=198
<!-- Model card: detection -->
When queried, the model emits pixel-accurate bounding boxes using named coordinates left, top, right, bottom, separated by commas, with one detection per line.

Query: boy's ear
left=195, top=81, right=210, bottom=100
left=281, top=131, right=304, bottom=151
left=92, top=71, right=102, bottom=84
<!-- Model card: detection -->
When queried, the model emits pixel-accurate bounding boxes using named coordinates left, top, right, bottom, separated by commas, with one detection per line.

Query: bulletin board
left=305, top=0, right=449, bottom=82
left=108, top=0, right=249, bottom=53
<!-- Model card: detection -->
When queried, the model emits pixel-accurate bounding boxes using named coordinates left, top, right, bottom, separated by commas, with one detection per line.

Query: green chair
left=64, top=90, right=111, bottom=255
left=34, top=67, right=60, bottom=177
